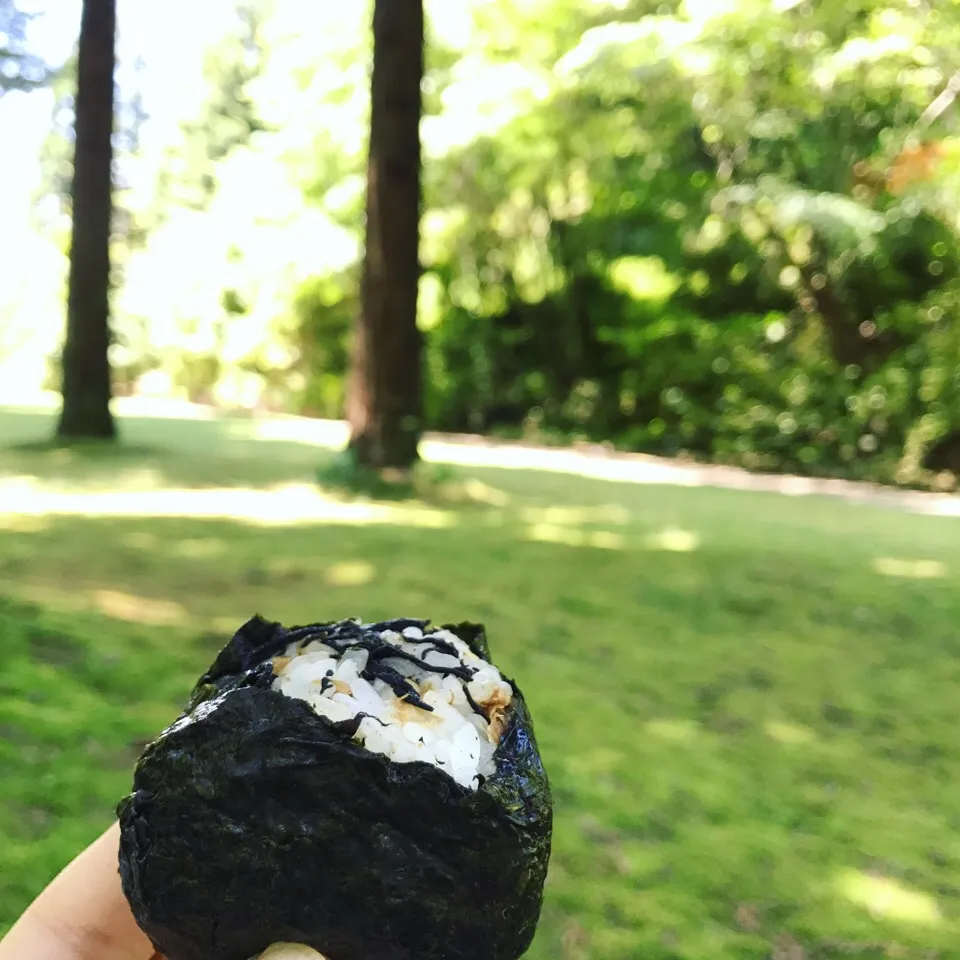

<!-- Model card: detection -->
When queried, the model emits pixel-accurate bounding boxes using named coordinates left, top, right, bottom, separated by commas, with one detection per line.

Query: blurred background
left=3, top=0, right=960, bottom=957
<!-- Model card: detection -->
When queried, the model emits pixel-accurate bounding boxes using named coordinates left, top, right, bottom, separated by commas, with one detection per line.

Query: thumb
left=257, top=946, right=328, bottom=960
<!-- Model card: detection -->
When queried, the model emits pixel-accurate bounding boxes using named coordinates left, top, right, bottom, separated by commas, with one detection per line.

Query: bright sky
left=0, top=1, right=481, bottom=344
left=0, top=0, right=239, bottom=215
left=0, top=0, right=248, bottom=391
left=0, top=0, right=481, bottom=222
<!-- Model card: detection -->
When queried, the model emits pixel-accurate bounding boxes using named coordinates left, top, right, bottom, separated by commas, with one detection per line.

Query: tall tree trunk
left=347, top=0, right=424, bottom=470
left=57, top=0, right=116, bottom=441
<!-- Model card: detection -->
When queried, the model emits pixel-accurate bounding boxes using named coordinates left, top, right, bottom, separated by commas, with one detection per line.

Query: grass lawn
left=2, top=405, right=960, bottom=959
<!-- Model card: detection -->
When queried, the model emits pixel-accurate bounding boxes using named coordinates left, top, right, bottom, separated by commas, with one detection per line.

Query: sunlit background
left=3, top=1, right=960, bottom=958
left=0, top=0, right=957, bottom=487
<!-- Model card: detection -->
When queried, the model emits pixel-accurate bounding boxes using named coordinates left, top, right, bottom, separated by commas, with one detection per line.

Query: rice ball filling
left=271, top=623, right=514, bottom=790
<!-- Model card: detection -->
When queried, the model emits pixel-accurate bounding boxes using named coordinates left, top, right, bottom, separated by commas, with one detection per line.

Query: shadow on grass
left=3, top=498, right=960, bottom=955
left=2, top=408, right=502, bottom=500
left=0, top=409, right=329, bottom=490
left=2, top=404, right=960, bottom=558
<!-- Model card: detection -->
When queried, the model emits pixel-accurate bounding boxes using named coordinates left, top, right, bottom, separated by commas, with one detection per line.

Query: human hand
left=0, top=823, right=159, bottom=960
left=0, top=824, right=326, bottom=960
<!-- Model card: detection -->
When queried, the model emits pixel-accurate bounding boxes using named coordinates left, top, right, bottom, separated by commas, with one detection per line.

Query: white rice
left=271, top=624, right=514, bottom=790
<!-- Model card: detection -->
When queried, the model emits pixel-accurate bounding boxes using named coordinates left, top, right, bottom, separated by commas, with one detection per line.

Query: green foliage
left=410, top=0, right=960, bottom=486
left=155, top=1, right=272, bottom=214
left=286, top=271, right=355, bottom=418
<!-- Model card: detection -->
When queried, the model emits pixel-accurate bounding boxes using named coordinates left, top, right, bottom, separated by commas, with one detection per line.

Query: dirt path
left=117, top=396, right=960, bottom=519
left=418, top=431, right=960, bottom=518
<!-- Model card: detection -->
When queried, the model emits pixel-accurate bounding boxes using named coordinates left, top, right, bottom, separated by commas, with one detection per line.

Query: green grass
left=2, top=406, right=960, bottom=959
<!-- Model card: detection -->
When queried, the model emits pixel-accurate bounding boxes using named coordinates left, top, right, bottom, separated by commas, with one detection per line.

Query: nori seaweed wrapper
left=117, top=616, right=552, bottom=960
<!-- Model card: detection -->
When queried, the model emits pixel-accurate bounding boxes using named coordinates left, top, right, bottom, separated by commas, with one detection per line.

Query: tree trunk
left=347, top=0, right=424, bottom=470
left=57, top=0, right=116, bottom=441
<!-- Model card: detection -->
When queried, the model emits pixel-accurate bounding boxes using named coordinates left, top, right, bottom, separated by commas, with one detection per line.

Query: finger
left=0, top=823, right=155, bottom=960
left=258, top=946, right=328, bottom=960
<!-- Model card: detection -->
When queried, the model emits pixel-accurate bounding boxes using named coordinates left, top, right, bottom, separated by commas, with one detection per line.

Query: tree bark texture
left=57, top=0, right=116, bottom=440
left=347, top=0, right=424, bottom=469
